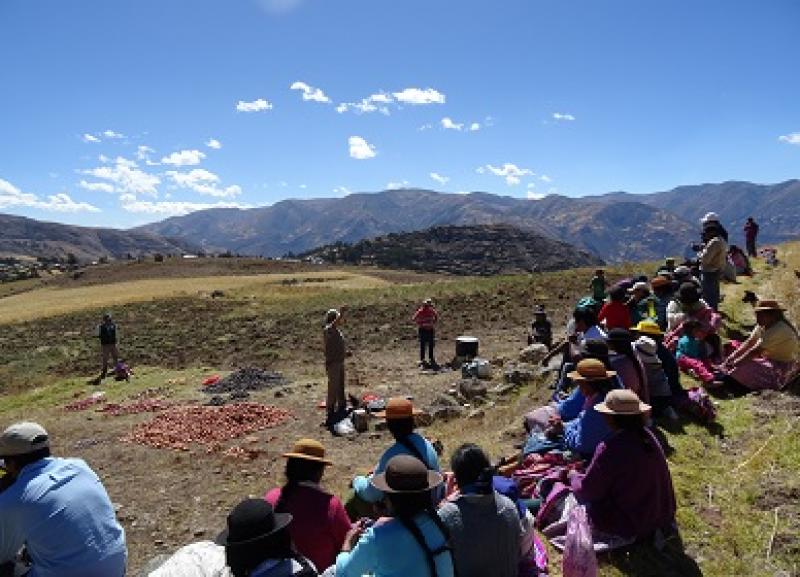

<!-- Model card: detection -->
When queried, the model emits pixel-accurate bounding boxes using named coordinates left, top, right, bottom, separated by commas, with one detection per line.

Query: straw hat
left=371, top=455, right=443, bottom=494
left=567, top=358, right=616, bottom=383
left=632, top=320, right=664, bottom=337
left=374, top=397, right=422, bottom=420
left=282, top=438, right=333, bottom=466
left=595, top=389, right=651, bottom=416
left=754, top=299, right=786, bottom=312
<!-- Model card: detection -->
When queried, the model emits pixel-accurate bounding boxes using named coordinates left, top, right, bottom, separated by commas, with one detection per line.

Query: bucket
left=456, top=336, right=479, bottom=359
left=352, top=409, right=368, bottom=432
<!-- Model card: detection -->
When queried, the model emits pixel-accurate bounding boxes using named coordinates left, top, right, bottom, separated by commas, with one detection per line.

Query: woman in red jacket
left=413, top=298, right=439, bottom=368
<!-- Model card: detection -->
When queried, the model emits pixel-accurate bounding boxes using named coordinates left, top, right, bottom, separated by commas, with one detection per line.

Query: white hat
left=700, top=212, right=720, bottom=224
left=633, top=336, right=660, bottom=364
left=324, top=309, right=340, bottom=328
left=0, top=422, right=50, bottom=457
left=628, top=281, right=651, bottom=294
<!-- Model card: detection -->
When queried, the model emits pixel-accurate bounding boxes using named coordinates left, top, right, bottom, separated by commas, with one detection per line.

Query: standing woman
left=717, top=300, right=799, bottom=390
left=265, top=439, right=352, bottom=573
left=413, top=299, right=439, bottom=368
left=323, top=309, right=347, bottom=428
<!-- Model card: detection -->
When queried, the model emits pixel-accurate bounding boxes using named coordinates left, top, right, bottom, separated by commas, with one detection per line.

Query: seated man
left=0, top=422, right=127, bottom=577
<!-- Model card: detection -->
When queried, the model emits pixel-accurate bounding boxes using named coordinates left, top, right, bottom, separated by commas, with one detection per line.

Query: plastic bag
left=562, top=505, right=597, bottom=577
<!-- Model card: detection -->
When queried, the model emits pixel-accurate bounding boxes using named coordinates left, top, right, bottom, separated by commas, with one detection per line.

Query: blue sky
left=1, top=0, right=799, bottom=227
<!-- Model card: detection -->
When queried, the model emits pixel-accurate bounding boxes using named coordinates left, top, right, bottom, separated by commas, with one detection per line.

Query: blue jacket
left=0, top=458, right=127, bottom=577
left=353, top=433, right=441, bottom=503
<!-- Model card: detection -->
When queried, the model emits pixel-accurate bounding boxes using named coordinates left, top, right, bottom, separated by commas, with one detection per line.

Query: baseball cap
left=0, top=422, right=50, bottom=458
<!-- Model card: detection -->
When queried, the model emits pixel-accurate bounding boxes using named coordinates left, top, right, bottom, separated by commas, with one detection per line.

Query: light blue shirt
left=0, top=457, right=127, bottom=577
left=353, top=433, right=441, bottom=503
left=336, top=513, right=454, bottom=577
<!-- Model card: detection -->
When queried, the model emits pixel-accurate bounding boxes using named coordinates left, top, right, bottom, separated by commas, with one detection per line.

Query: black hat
left=216, top=499, right=292, bottom=547
left=606, top=328, right=633, bottom=343
left=678, top=283, right=701, bottom=304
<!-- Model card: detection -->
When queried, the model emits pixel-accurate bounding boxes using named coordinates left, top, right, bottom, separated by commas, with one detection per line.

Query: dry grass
left=0, top=271, right=389, bottom=324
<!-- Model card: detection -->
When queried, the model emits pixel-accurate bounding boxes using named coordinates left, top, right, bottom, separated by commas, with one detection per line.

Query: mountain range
left=139, top=179, right=798, bottom=262
left=1, top=179, right=797, bottom=263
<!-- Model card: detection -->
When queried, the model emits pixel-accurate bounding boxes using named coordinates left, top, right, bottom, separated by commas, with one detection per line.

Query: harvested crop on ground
left=63, top=392, right=106, bottom=412
left=124, top=403, right=293, bottom=451
left=100, top=398, right=174, bottom=416
left=203, top=367, right=289, bottom=394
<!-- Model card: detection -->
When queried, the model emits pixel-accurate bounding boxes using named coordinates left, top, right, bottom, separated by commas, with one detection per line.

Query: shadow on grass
left=603, top=531, right=704, bottom=577
left=655, top=413, right=725, bottom=441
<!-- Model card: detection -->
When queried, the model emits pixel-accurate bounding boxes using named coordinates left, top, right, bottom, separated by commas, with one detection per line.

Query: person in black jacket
left=97, top=313, right=119, bottom=382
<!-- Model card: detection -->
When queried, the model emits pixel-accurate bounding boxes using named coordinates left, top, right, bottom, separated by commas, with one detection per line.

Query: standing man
left=744, top=216, right=760, bottom=258
left=97, top=313, right=119, bottom=382
left=413, top=298, right=439, bottom=368
left=697, top=224, right=728, bottom=311
left=323, top=308, right=347, bottom=428
left=0, top=422, right=127, bottom=577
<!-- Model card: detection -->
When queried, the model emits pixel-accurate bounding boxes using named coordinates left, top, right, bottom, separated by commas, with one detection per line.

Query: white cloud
left=290, top=81, right=331, bottom=103
left=135, top=145, right=158, bottom=165
left=469, top=122, right=481, bottom=132
left=332, top=186, right=352, bottom=195
left=429, top=172, right=449, bottom=185
left=418, top=123, right=433, bottom=132
left=527, top=190, right=546, bottom=200
left=0, top=177, right=100, bottom=213
left=539, top=174, right=553, bottom=183
left=118, top=193, right=247, bottom=216
left=552, top=112, right=576, bottom=121
left=236, top=98, right=273, bottom=112
left=166, top=168, right=241, bottom=198
left=778, top=132, right=800, bottom=145
left=335, top=103, right=349, bottom=114
left=477, top=163, right=534, bottom=186
left=206, top=138, right=222, bottom=150
left=392, top=87, right=446, bottom=105
left=82, top=133, right=100, bottom=143
left=348, top=136, right=376, bottom=160
left=336, top=93, right=393, bottom=115
left=82, top=156, right=161, bottom=197
left=386, top=180, right=410, bottom=189
left=103, top=130, right=125, bottom=139
left=79, top=180, right=115, bottom=193
left=161, top=149, right=206, bottom=166
left=441, top=117, right=464, bottom=131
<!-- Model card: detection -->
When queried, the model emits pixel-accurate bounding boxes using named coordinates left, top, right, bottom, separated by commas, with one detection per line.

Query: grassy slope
left=0, top=249, right=798, bottom=575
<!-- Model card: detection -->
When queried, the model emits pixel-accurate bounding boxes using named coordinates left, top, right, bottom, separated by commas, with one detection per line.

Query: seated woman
left=606, top=328, right=648, bottom=402
left=665, top=283, right=722, bottom=357
left=633, top=335, right=676, bottom=419
left=598, top=286, right=631, bottom=331
left=336, top=455, right=454, bottom=577
left=265, top=439, right=352, bottom=572
left=717, top=300, right=799, bottom=390
left=218, top=498, right=317, bottom=577
left=675, top=319, right=716, bottom=384
left=438, top=444, right=523, bottom=577
left=567, top=390, right=677, bottom=543
left=350, top=398, right=441, bottom=514
left=526, top=359, right=619, bottom=459
left=728, top=245, right=752, bottom=276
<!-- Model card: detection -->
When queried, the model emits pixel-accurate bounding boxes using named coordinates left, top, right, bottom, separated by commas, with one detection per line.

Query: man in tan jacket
left=323, top=308, right=347, bottom=428
left=697, top=224, right=728, bottom=311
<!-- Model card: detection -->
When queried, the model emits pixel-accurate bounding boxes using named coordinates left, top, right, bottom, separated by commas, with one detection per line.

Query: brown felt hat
left=282, top=438, right=333, bottom=465
left=567, top=358, right=616, bottom=383
left=595, top=389, right=651, bottom=416
left=371, top=454, right=443, bottom=494
left=754, top=300, right=786, bottom=312
left=651, top=276, right=671, bottom=290
left=374, top=397, right=422, bottom=420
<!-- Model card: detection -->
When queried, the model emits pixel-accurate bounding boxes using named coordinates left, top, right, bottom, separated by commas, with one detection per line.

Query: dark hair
left=610, top=414, right=653, bottom=451
left=609, top=286, right=627, bottom=302
left=388, top=417, right=415, bottom=441
left=682, top=319, right=702, bottom=335
left=607, top=331, right=645, bottom=393
left=226, top=526, right=295, bottom=577
left=573, top=308, right=597, bottom=328
left=580, top=339, right=612, bottom=370
left=274, top=457, right=326, bottom=513
left=4, top=447, right=51, bottom=471
left=450, top=444, right=493, bottom=494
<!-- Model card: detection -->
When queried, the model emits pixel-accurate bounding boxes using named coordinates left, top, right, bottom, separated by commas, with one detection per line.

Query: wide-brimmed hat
left=673, top=265, right=692, bottom=277
left=371, top=455, right=443, bottom=494
left=754, top=300, right=786, bottom=312
left=633, top=336, right=660, bottom=364
left=651, top=276, right=671, bottom=290
left=324, top=309, right=340, bottom=327
left=216, top=499, right=292, bottom=547
left=628, top=281, right=651, bottom=294
left=595, top=389, right=651, bottom=416
left=567, top=358, right=616, bottom=383
left=678, top=283, right=701, bottom=304
left=700, top=212, right=720, bottom=224
left=282, top=438, right=333, bottom=466
left=374, top=397, right=422, bottom=420
left=423, top=298, right=433, bottom=305
left=632, top=320, right=664, bottom=336
left=0, top=422, right=50, bottom=458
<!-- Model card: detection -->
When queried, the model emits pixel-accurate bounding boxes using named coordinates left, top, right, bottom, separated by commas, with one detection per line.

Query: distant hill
left=597, top=179, right=800, bottom=245
left=300, top=224, right=604, bottom=275
left=136, top=188, right=697, bottom=262
left=0, top=213, right=192, bottom=262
